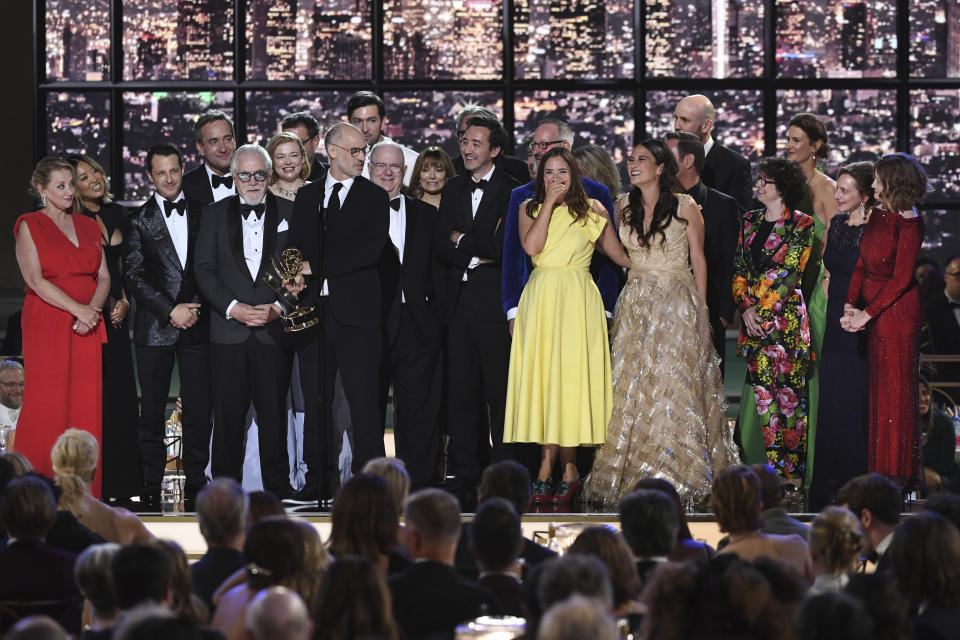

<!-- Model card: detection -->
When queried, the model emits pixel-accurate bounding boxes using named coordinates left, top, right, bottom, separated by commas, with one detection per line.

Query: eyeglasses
left=0, top=381, right=24, bottom=389
left=528, top=140, right=564, bottom=151
left=756, top=176, right=773, bottom=187
left=330, top=143, right=367, bottom=158
left=236, top=170, right=268, bottom=183
left=371, top=162, right=403, bottom=173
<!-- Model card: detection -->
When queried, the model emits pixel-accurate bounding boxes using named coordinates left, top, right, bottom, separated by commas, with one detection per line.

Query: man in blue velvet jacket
left=501, top=118, right=624, bottom=333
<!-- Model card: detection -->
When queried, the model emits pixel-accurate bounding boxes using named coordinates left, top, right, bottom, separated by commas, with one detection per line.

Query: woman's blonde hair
left=809, top=506, right=863, bottom=575
left=362, top=457, right=410, bottom=516
left=51, top=428, right=99, bottom=512
left=266, top=132, right=310, bottom=184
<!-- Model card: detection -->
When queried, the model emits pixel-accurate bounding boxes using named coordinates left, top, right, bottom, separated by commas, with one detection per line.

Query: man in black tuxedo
left=194, top=145, right=294, bottom=497
left=368, top=141, right=443, bottom=489
left=182, top=109, right=237, bottom=211
left=666, top=131, right=739, bottom=373
left=436, top=115, right=520, bottom=508
left=451, top=105, right=530, bottom=185
left=837, top=474, right=901, bottom=573
left=923, top=255, right=960, bottom=402
left=281, top=111, right=328, bottom=183
left=123, top=142, right=213, bottom=512
left=674, top=94, right=754, bottom=213
left=286, top=122, right=390, bottom=500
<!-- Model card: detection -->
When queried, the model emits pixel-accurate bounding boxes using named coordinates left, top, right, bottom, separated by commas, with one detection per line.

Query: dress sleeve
left=580, top=200, right=607, bottom=244
left=862, top=217, right=924, bottom=318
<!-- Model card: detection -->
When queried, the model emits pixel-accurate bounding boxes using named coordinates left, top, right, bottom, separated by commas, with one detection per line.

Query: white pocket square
left=277, top=219, right=289, bottom=232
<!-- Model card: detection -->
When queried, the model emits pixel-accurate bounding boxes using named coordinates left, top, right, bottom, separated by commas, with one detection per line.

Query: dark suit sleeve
left=287, top=185, right=321, bottom=305
left=194, top=203, right=234, bottom=317
left=435, top=184, right=473, bottom=270
left=716, top=195, right=740, bottom=323
left=122, top=215, right=177, bottom=323
left=584, top=181, right=622, bottom=315
left=324, top=183, right=390, bottom=278
left=730, top=154, right=754, bottom=214
left=501, top=187, right=526, bottom=314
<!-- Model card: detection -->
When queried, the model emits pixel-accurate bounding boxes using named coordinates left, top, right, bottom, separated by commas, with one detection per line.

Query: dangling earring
left=40, top=194, right=46, bottom=208
left=858, top=202, right=865, bottom=222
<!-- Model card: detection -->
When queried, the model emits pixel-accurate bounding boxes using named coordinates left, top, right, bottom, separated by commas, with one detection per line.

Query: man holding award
left=195, top=144, right=295, bottom=498
left=287, top=122, right=391, bottom=502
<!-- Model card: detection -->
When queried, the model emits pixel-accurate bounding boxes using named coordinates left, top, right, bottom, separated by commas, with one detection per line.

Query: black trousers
left=446, top=290, right=511, bottom=489
left=136, top=343, right=212, bottom=493
left=709, top=312, right=727, bottom=376
left=383, top=305, right=442, bottom=489
left=210, top=337, right=293, bottom=495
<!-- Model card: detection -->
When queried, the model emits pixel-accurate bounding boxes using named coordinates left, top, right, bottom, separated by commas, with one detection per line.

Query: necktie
left=389, top=197, right=402, bottom=211
left=240, top=202, right=265, bottom=220
left=163, top=199, right=186, bottom=217
left=470, top=179, right=488, bottom=193
left=212, top=174, right=233, bottom=189
left=325, top=183, right=343, bottom=224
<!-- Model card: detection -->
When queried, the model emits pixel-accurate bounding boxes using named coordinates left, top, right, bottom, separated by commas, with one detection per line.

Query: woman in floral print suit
left=733, top=157, right=815, bottom=485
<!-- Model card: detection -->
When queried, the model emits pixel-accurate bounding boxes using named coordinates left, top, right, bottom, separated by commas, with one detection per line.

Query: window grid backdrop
left=35, top=0, right=960, bottom=224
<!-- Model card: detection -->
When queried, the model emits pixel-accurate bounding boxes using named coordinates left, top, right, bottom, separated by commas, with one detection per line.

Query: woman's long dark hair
left=524, top=147, right=591, bottom=223
left=621, top=139, right=685, bottom=248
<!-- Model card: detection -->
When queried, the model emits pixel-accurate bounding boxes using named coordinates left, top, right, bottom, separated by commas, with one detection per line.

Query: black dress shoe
left=139, top=492, right=163, bottom=513
left=284, top=485, right=319, bottom=504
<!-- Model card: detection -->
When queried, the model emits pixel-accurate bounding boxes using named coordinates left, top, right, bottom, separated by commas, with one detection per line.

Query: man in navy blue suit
left=501, top=118, right=623, bottom=335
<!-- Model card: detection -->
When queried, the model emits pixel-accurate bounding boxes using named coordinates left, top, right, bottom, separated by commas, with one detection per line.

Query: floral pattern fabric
left=733, top=207, right=815, bottom=480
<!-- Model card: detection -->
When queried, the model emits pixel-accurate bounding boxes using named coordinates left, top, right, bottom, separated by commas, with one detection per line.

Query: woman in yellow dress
left=504, top=148, right=632, bottom=507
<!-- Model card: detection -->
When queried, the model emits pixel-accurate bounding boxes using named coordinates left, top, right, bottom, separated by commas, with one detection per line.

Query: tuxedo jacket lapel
left=143, top=197, right=184, bottom=274
left=401, top=196, right=417, bottom=264
left=227, top=198, right=251, bottom=281
left=257, top=196, right=279, bottom=283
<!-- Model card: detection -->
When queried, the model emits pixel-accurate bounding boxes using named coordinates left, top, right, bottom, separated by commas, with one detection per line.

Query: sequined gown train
left=583, top=194, right=740, bottom=507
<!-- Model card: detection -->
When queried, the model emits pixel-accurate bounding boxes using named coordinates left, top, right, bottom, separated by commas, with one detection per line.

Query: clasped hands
left=72, top=304, right=102, bottom=336
left=840, top=304, right=870, bottom=332
left=230, top=303, right=283, bottom=327
left=170, top=303, right=202, bottom=330
left=740, top=306, right=768, bottom=338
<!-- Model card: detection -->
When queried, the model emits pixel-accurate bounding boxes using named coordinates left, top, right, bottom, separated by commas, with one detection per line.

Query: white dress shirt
left=155, top=192, right=188, bottom=269
left=458, top=166, right=495, bottom=281
left=225, top=203, right=282, bottom=320
left=206, top=164, right=236, bottom=202
left=0, top=404, right=19, bottom=429
left=319, top=174, right=355, bottom=296
left=703, top=136, right=715, bottom=157
left=389, top=196, right=407, bottom=302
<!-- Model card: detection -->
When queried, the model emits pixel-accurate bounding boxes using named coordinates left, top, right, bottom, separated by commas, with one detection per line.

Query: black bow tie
left=240, top=202, right=265, bottom=220
left=390, top=198, right=402, bottom=211
left=470, top=179, right=488, bottom=193
left=163, top=199, right=186, bottom=218
left=865, top=550, right=880, bottom=565
left=211, top=174, right=233, bottom=189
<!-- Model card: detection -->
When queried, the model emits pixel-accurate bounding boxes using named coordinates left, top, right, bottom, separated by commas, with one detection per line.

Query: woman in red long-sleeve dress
left=842, top=153, right=927, bottom=489
left=14, top=157, right=109, bottom=495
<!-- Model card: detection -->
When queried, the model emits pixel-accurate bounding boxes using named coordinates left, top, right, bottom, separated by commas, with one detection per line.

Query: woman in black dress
left=68, top=154, right=141, bottom=505
left=808, top=161, right=874, bottom=511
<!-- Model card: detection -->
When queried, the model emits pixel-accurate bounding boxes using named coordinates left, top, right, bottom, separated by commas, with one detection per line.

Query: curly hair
left=874, top=153, right=927, bottom=212
left=836, top=161, right=877, bottom=207
left=567, top=526, right=641, bottom=609
left=622, top=139, right=685, bottom=248
left=758, top=157, right=807, bottom=212
left=788, top=113, right=830, bottom=160
left=524, top=147, right=592, bottom=224
left=711, top=466, right=763, bottom=533
left=808, top=506, right=862, bottom=575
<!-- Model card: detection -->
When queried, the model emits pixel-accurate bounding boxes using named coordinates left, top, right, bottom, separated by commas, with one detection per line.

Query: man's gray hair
left=245, top=586, right=311, bottom=640
left=457, top=104, right=497, bottom=129
left=536, top=118, right=574, bottom=145
left=0, top=360, right=24, bottom=375
left=197, top=477, right=248, bottom=546
left=369, top=140, right=405, bottom=164
left=230, top=144, right=272, bottom=174
left=537, top=595, right=617, bottom=640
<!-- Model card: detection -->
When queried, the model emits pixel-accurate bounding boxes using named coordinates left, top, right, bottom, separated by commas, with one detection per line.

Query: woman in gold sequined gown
left=583, top=140, right=740, bottom=508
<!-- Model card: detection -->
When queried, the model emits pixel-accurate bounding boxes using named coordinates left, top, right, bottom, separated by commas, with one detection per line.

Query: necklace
left=272, top=181, right=302, bottom=199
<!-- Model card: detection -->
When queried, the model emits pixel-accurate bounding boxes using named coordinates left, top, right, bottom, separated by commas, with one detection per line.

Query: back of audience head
left=844, top=573, right=910, bottom=640
left=795, top=591, right=874, bottom=640
left=74, top=542, right=121, bottom=621
left=470, top=497, right=522, bottom=573
left=0, top=474, right=57, bottom=541
left=4, top=615, right=69, bottom=640
left=836, top=474, right=901, bottom=548
left=537, top=554, right=614, bottom=613
left=403, top=488, right=462, bottom=557
left=247, top=490, right=285, bottom=525
left=112, top=542, right=173, bottom=610
left=244, top=517, right=310, bottom=592
left=197, top=477, right=248, bottom=548
left=537, top=594, right=617, bottom=640
left=572, top=144, right=621, bottom=198
left=311, top=555, right=398, bottom=640
left=149, top=538, right=208, bottom=624
left=923, top=491, right=960, bottom=530
left=245, top=586, right=312, bottom=640
left=1, top=450, right=33, bottom=476
left=567, top=526, right=641, bottom=611
left=293, top=519, right=328, bottom=607
left=0, top=455, right=15, bottom=495
left=750, top=464, right=786, bottom=510
left=329, top=473, right=398, bottom=563
left=478, top=459, right=532, bottom=514
left=620, top=489, right=679, bottom=558
left=887, top=511, right=960, bottom=611
left=712, top=465, right=763, bottom=533
left=632, top=477, right=694, bottom=540
left=50, top=428, right=98, bottom=512
left=362, top=457, right=410, bottom=518
left=808, top=506, right=862, bottom=576
left=112, top=605, right=200, bottom=640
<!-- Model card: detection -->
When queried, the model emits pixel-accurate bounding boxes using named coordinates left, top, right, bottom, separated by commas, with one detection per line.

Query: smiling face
left=39, top=169, right=76, bottom=212
left=626, top=144, right=660, bottom=188
left=74, top=160, right=106, bottom=205
left=349, top=105, right=384, bottom=147
left=919, top=382, right=932, bottom=417
left=0, top=367, right=24, bottom=410
left=148, top=153, right=183, bottom=202
left=196, top=119, right=236, bottom=175
left=234, top=152, right=268, bottom=205
left=785, top=125, right=820, bottom=165
left=419, top=161, right=447, bottom=196
left=755, top=174, right=782, bottom=208
left=369, top=145, right=405, bottom=199
left=834, top=173, right=867, bottom=215
left=460, top=125, right=499, bottom=177
left=271, top=141, right=305, bottom=185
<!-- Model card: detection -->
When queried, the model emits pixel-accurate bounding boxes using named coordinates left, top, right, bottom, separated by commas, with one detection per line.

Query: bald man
left=673, top=94, right=753, bottom=213
left=245, top=587, right=312, bottom=640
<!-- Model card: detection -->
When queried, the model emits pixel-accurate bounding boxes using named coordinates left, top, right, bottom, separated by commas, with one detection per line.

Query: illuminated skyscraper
left=840, top=2, right=868, bottom=70
left=136, top=32, right=166, bottom=79
left=177, top=0, right=233, bottom=80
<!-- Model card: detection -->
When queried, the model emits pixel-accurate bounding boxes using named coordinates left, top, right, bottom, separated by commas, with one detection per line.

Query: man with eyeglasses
left=367, top=141, right=443, bottom=489
left=281, top=111, right=328, bottom=183
left=0, top=360, right=24, bottom=447
left=195, top=144, right=295, bottom=499
left=923, top=255, right=960, bottom=402
left=182, top=109, right=238, bottom=212
left=286, top=122, right=391, bottom=503
left=451, top=105, right=530, bottom=185
left=346, top=91, right=419, bottom=187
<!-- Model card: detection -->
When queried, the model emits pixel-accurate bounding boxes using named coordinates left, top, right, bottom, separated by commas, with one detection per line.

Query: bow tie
left=470, top=179, right=488, bottom=193
left=163, top=199, right=186, bottom=218
left=864, top=550, right=879, bottom=565
left=390, top=198, right=402, bottom=211
left=211, top=174, right=233, bottom=189
left=240, top=202, right=265, bottom=220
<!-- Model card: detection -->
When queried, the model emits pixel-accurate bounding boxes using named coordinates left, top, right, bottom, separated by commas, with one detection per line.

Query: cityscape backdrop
left=39, top=0, right=960, bottom=263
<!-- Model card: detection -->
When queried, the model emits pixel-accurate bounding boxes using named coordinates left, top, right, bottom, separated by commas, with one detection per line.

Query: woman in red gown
left=13, top=157, right=109, bottom=495
left=842, top=153, right=927, bottom=489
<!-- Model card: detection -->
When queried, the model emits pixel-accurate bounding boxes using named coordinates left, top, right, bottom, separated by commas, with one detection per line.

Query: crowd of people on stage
left=3, top=88, right=958, bottom=524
